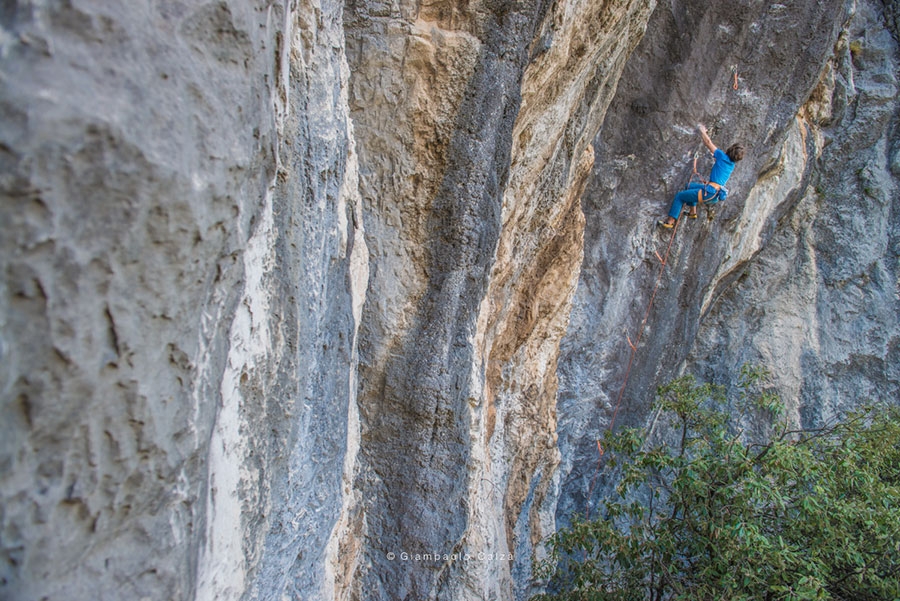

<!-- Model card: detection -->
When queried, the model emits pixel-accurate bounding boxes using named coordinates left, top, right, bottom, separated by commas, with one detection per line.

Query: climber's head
left=726, top=143, right=745, bottom=162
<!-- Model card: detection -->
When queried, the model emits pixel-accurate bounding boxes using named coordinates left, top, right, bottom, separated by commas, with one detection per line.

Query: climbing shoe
left=657, top=219, right=674, bottom=229
left=688, top=208, right=698, bottom=219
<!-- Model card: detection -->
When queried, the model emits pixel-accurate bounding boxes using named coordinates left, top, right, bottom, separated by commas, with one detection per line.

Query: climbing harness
left=696, top=182, right=724, bottom=205
left=690, top=150, right=727, bottom=207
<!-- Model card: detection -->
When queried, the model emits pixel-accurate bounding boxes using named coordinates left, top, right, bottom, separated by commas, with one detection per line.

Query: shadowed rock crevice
left=347, top=0, right=556, bottom=596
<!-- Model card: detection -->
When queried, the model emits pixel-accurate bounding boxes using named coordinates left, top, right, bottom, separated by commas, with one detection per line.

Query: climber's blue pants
left=668, top=182, right=718, bottom=219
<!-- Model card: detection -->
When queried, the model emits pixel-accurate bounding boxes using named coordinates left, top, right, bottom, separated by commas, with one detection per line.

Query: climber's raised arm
left=697, top=123, right=717, bottom=154
left=657, top=125, right=745, bottom=229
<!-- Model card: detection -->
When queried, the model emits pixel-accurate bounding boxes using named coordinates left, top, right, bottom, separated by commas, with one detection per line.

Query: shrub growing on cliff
left=533, top=369, right=900, bottom=601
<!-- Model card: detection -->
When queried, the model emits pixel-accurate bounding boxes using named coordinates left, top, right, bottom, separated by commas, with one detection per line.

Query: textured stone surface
left=557, top=0, right=899, bottom=522
left=0, top=2, right=366, bottom=600
left=1, top=0, right=899, bottom=600
left=342, top=0, right=654, bottom=598
left=690, top=0, right=900, bottom=427
left=474, top=2, right=656, bottom=598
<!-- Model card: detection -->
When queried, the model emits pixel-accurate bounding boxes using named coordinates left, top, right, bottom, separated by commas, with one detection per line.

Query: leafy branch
left=533, top=368, right=900, bottom=601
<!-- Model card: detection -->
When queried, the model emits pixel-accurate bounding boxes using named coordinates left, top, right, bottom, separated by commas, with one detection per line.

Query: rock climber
left=658, top=123, right=744, bottom=228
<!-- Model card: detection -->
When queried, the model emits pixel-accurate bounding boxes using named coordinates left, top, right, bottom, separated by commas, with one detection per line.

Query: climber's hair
left=726, top=143, right=745, bottom=162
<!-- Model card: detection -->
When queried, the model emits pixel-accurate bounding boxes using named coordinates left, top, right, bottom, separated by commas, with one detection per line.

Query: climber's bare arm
left=697, top=123, right=718, bottom=154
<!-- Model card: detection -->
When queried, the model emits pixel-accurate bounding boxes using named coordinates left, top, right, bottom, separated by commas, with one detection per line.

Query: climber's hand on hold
left=697, top=123, right=717, bottom=154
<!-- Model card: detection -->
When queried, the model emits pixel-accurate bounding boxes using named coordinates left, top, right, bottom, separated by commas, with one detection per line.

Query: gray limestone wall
left=689, top=0, right=900, bottom=430
left=341, top=0, right=656, bottom=598
left=0, top=2, right=366, bottom=600
left=1, top=0, right=898, bottom=600
left=557, top=0, right=900, bottom=520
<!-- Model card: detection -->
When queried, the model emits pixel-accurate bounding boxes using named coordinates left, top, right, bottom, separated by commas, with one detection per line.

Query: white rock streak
left=196, top=190, right=275, bottom=601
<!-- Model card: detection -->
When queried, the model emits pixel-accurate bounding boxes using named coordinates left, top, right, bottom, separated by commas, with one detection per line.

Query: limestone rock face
left=557, top=0, right=900, bottom=518
left=1, top=0, right=899, bottom=600
left=690, top=0, right=900, bottom=427
left=343, top=0, right=655, bottom=598
left=0, top=2, right=367, bottom=600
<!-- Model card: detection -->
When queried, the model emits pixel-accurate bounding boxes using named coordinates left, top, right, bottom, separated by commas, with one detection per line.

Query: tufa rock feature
left=343, top=0, right=655, bottom=598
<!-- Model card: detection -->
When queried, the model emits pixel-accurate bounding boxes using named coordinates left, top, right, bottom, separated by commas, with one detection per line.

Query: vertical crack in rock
left=346, top=0, right=557, bottom=595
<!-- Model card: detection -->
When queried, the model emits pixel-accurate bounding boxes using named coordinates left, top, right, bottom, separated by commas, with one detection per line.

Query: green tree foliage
left=533, top=368, right=900, bottom=601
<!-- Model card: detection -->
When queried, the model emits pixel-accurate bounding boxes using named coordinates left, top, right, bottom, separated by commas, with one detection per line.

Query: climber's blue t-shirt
left=708, top=148, right=735, bottom=185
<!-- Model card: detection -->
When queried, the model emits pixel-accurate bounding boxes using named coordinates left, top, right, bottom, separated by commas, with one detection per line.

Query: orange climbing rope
left=584, top=180, right=684, bottom=515
left=691, top=151, right=703, bottom=183
left=689, top=152, right=723, bottom=205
